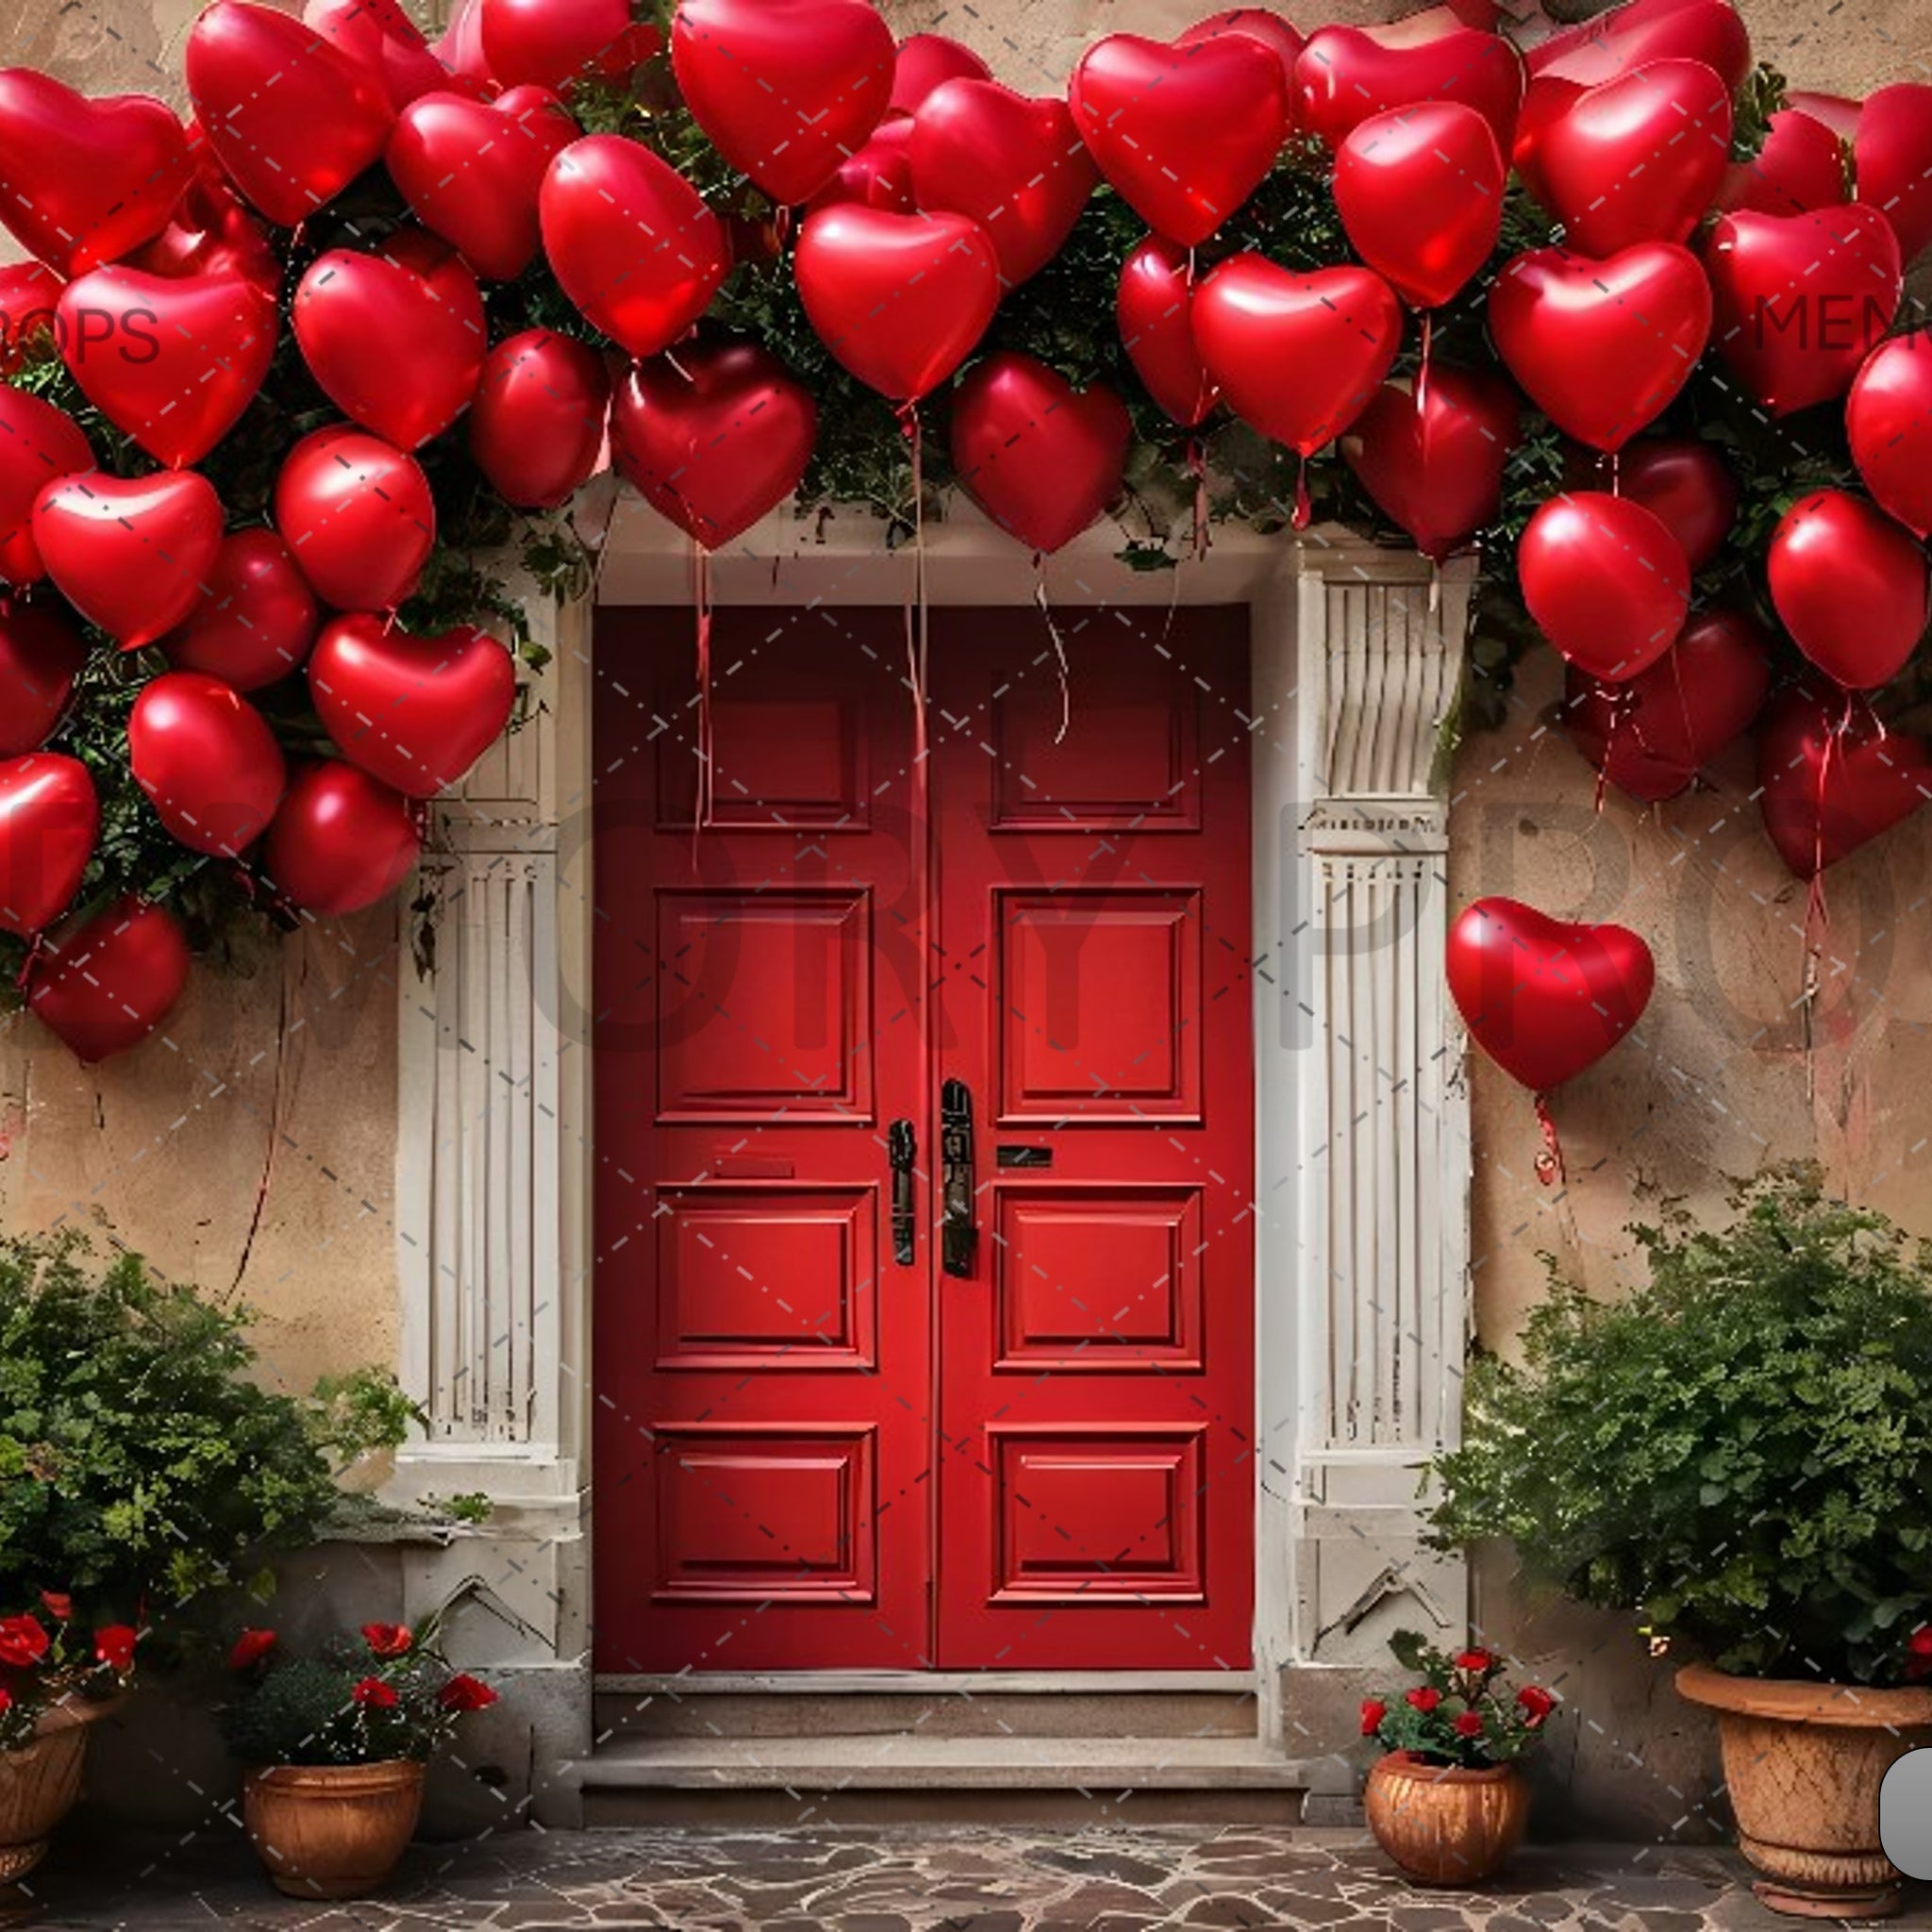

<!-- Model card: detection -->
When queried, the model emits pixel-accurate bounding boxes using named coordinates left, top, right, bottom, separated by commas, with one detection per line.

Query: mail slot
left=996, top=1144, right=1052, bottom=1169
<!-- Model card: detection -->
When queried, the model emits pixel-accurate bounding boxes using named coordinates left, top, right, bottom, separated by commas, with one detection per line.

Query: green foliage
left=1425, top=1167, right=1932, bottom=1685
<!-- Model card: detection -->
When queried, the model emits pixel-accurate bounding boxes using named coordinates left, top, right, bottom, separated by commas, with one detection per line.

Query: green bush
left=1426, top=1167, right=1932, bottom=1686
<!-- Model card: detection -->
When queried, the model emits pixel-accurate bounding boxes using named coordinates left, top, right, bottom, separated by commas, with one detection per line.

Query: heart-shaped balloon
left=164, top=530, right=319, bottom=692
left=889, top=35, right=992, bottom=118
left=1117, top=237, right=1220, bottom=427
left=1768, top=489, right=1930, bottom=691
left=908, top=80, right=1098, bottom=288
left=1789, top=91, right=1860, bottom=142
left=472, top=330, right=611, bottom=511
left=1333, top=100, right=1504, bottom=309
left=0, top=262, right=60, bottom=374
left=129, top=670, right=286, bottom=858
left=438, top=0, right=491, bottom=83
left=308, top=615, right=516, bottom=798
left=33, top=470, right=224, bottom=650
left=1488, top=242, right=1711, bottom=453
left=1294, top=25, right=1524, bottom=154
left=263, top=759, right=422, bottom=917
left=482, top=0, right=659, bottom=90
left=0, top=754, right=96, bottom=937
left=672, top=0, right=895, bottom=207
left=303, top=0, right=451, bottom=111
left=1599, top=438, right=1739, bottom=572
left=0, top=602, right=86, bottom=754
left=1848, top=333, right=1932, bottom=540
left=1757, top=688, right=1932, bottom=877
left=1177, top=9, right=1304, bottom=76
left=540, top=134, right=729, bottom=358
left=58, top=266, right=277, bottom=470
left=129, top=151, right=280, bottom=295
left=1706, top=205, right=1902, bottom=416
left=0, top=386, right=94, bottom=586
left=1534, top=58, right=1732, bottom=257
left=389, top=87, right=577, bottom=281
left=1528, top=0, right=1751, bottom=91
left=186, top=1, right=395, bottom=229
left=1192, top=256, right=1403, bottom=455
left=1719, top=108, right=1847, bottom=217
left=0, top=72, right=192, bottom=275
left=1446, top=895, right=1655, bottom=1093
left=949, top=353, right=1132, bottom=555
left=1855, top=83, right=1932, bottom=266
left=1518, top=491, right=1690, bottom=684
left=793, top=207, right=1000, bottom=403
left=294, top=231, right=487, bottom=450
left=29, top=895, right=192, bottom=1063
left=1341, top=365, right=1522, bottom=562
left=1562, top=608, right=1773, bottom=803
left=610, top=342, right=816, bottom=549
left=275, top=426, right=436, bottom=612
left=1070, top=33, right=1289, bottom=245
left=808, top=123, right=916, bottom=216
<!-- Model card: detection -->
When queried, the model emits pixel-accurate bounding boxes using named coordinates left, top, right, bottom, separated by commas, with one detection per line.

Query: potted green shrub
left=224, top=1620, right=497, bottom=1898
left=1427, top=1167, right=1932, bottom=1919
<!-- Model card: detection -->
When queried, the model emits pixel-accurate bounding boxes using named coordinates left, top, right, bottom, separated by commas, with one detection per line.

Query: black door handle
left=941, top=1078, right=975, bottom=1278
left=888, top=1118, right=916, bottom=1266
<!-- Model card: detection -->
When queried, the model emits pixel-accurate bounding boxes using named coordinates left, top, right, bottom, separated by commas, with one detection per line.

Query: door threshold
left=596, top=1669, right=1260, bottom=1696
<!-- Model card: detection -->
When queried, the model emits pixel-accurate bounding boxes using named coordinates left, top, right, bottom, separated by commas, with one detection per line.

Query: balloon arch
left=0, top=0, right=1924, bottom=1141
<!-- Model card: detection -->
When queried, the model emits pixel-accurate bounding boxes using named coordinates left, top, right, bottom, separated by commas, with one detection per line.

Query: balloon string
left=1187, top=438, right=1211, bottom=563
left=1428, top=556, right=1441, bottom=618
left=1609, top=449, right=1621, bottom=498
left=899, top=403, right=929, bottom=814
left=1292, top=454, right=1311, bottom=531
left=1533, top=1093, right=1564, bottom=1189
left=1807, top=693, right=1853, bottom=945
left=692, top=541, right=714, bottom=869
left=14, top=932, right=43, bottom=996
left=1416, top=309, right=1433, bottom=469
left=1033, top=554, right=1072, bottom=746
left=1594, top=685, right=1639, bottom=817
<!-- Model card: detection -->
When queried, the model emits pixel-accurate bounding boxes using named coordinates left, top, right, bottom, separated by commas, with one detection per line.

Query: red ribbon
left=1806, top=692, right=1855, bottom=945
left=1533, top=1093, right=1564, bottom=1189
left=1187, top=437, right=1210, bottom=563
left=897, top=402, right=930, bottom=806
left=1292, top=453, right=1312, bottom=531
left=692, top=541, right=714, bottom=862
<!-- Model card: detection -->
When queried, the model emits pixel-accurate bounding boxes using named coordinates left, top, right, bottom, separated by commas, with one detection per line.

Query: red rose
left=92, top=1625, right=138, bottom=1674
left=1516, top=1685, right=1556, bottom=1723
left=39, top=1591, right=72, bottom=1623
left=1453, top=1709, right=1485, bottom=1739
left=1358, top=1698, right=1387, bottom=1735
left=0, top=1615, right=49, bottom=1669
left=1405, top=1686, right=1442, bottom=1713
left=1908, top=1626, right=1932, bottom=1657
left=438, top=1674, right=498, bottom=1713
left=1454, top=1649, right=1494, bottom=1672
left=361, top=1624, right=412, bottom=1658
left=227, top=1629, right=278, bottom=1672
left=351, top=1676, right=399, bottom=1709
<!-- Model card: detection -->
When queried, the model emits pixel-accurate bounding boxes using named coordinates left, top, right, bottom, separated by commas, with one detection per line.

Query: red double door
left=593, top=604, right=1254, bottom=1674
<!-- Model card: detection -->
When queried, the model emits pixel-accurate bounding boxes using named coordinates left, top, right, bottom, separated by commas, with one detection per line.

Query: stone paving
left=11, top=1825, right=1926, bottom=1932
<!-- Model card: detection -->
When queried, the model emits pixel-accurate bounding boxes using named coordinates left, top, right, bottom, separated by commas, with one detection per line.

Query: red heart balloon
left=1706, top=205, right=1902, bottom=416
left=1341, top=365, right=1522, bottom=562
left=164, top=530, right=320, bottom=691
left=0, top=72, right=192, bottom=276
left=908, top=80, right=1098, bottom=289
left=672, top=0, right=895, bottom=207
left=472, top=330, right=611, bottom=511
left=294, top=231, right=486, bottom=450
left=0, top=386, right=94, bottom=586
left=808, top=123, right=916, bottom=216
left=794, top=206, right=1000, bottom=403
left=1117, top=238, right=1220, bottom=427
left=1191, top=256, right=1403, bottom=456
left=33, top=471, right=224, bottom=650
left=303, top=0, right=451, bottom=111
left=263, top=759, right=422, bottom=917
left=389, top=87, right=577, bottom=281
left=1446, top=895, right=1655, bottom=1094
left=275, top=426, right=436, bottom=613
left=482, top=0, right=659, bottom=91
left=1294, top=26, right=1524, bottom=155
left=1528, top=0, right=1750, bottom=91
left=949, top=353, right=1132, bottom=555
left=1719, top=109, right=1847, bottom=218
left=308, top=615, right=516, bottom=798
left=129, top=147, right=280, bottom=295
left=1177, top=9, right=1304, bottom=78
left=58, top=266, right=277, bottom=470
left=438, top=0, right=492, bottom=84
left=540, top=134, right=729, bottom=358
left=1789, top=92, right=1861, bottom=142
left=1769, top=489, right=1930, bottom=691
left=1855, top=84, right=1932, bottom=267
left=1518, top=491, right=1690, bottom=684
left=890, top=36, right=992, bottom=118
left=29, top=895, right=192, bottom=1063
left=611, top=342, right=816, bottom=549
left=1070, top=34, right=1289, bottom=245
left=1488, top=242, right=1711, bottom=453
left=187, top=2, right=395, bottom=229
left=0, top=754, right=96, bottom=937
left=0, top=602, right=86, bottom=754
left=1333, top=101, right=1504, bottom=309
left=1534, top=59, right=1731, bottom=258
left=0, top=262, right=60, bottom=374
left=1848, top=333, right=1932, bottom=540
left=1598, top=438, right=1739, bottom=572
left=129, top=670, right=286, bottom=858
left=1561, top=608, right=1773, bottom=803
left=1757, top=688, right=1932, bottom=877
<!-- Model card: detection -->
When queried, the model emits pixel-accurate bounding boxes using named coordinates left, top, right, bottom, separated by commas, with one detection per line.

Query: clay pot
left=1363, top=1749, right=1531, bottom=1886
left=1677, top=1663, right=1932, bottom=1919
left=0, top=1697, right=117, bottom=1885
left=242, top=1758, right=425, bottom=1899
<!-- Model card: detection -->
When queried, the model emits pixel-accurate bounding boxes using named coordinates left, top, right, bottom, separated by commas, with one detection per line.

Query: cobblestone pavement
left=12, top=1824, right=1925, bottom=1931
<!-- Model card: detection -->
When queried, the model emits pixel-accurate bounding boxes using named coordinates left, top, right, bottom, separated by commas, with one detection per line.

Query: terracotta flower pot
left=242, top=1758, right=425, bottom=1899
left=1677, top=1663, right=1932, bottom=1920
left=0, top=1697, right=117, bottom=1885
left=1363, top=1749, right=1531, bottom=1887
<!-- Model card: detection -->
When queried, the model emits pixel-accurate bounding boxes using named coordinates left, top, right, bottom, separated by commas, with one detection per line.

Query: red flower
left=1516, top=1685, right=1556, bottom=1723
left=1453, top=1709, right=1485, bottom=1739
left=361, top=1623, right=412, bottom=1659
left=1454, top=1649, right=1495, bottom=1673
left=39, top=1591, right=72, bottom=1623
left=1358, top=1698, right=1387, bottom=1735
left=0, top=1615, right=49, bottom=1669
left=351, top=1676, right=398, bottom=1710
left=1908, top=1626, right=1932, bottom=1657
left=1405, top=1686, right=1442, bottom=1713
left=92, top=1624, right=138, bottom=1674
left=438, top=1674, right=498, bottom=1713
left=227, top=1629, right=278, bottom=1672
